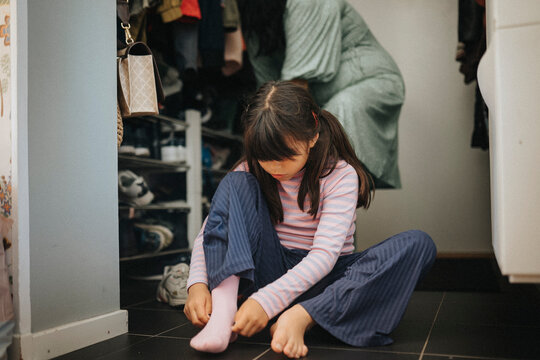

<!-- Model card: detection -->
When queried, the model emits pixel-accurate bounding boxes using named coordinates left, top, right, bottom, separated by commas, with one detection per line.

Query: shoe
left=161, top=134, right=187, bottom=163
left=157, top=263, right=190, bottom=306
left=161, top=140, right=178, bottom=163
left=134, top=222, right=174, bottom=252
left=118, top=170, right=154, bottom=206
left=134, top=225, right=169, bottom=253
left=142, top=214, right=189, bottom=249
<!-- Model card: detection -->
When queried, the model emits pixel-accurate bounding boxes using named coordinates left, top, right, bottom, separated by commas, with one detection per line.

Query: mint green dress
left=246, top=0, right=405, bottom=188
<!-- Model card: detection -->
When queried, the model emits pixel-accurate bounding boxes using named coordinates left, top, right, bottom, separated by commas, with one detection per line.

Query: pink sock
left=190, top=275, right=239, bottom=353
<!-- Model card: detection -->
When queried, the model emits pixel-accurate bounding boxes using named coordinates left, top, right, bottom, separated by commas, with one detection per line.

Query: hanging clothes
left=198, top=0, right=225, bottom=68
left=222, top=26, right=243, bottom=77
left=157, top=0, right=183, bottom=23
left=456, top=0, right=488, bottom=150
left=222, top=0, right=240, bottom=32
left=179, top=0, right=202, bottom=21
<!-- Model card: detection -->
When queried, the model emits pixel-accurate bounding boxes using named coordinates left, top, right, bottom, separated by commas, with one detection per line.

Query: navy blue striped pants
left=203, top=171, right=437, bottom=347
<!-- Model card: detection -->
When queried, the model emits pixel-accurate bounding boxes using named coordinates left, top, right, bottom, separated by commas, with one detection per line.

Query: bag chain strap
left=120, top=0, right=134, bottom=45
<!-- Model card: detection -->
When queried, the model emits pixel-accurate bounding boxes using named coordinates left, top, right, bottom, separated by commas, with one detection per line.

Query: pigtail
left=319, top=109, right=374, bottom=209
left=301, top=109, right=373, bottom=215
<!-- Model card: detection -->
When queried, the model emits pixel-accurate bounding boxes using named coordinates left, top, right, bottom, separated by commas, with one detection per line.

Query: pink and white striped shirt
left=187, top=160, right=359, bottom=319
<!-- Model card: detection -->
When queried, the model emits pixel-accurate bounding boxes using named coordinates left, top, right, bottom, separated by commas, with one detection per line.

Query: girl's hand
left=231, top=298, right=269, bottom=337
left=184, top=283, right=212, bottom=328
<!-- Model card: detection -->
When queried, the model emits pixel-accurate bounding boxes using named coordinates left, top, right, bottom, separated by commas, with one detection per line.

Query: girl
left=184, top=81, right=436, bottom=358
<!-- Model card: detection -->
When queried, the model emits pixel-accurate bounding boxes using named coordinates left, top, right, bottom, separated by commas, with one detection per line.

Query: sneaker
left=118, top=170, right=154, bottom=206
left=133, top=223, right=174, bottom=251
left=134, top=226, right=169, bottom=253
left=156, top=263, right=190, bottom=306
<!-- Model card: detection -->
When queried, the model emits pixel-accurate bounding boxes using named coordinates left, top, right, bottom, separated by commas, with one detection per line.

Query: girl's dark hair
left=236, top=81, right=374, bottom=224
left=237, top=0, right=287, bottom=56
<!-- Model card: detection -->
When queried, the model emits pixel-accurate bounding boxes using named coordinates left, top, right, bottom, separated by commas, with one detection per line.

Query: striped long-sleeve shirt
left=187, top=160, right=359, bottom=319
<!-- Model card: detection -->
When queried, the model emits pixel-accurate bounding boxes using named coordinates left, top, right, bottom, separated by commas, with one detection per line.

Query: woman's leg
left=324, top=74, right=405, bottom=189
left=298, top=230, right=436, bottom=347
left=190, top=171, right=303, bottom=352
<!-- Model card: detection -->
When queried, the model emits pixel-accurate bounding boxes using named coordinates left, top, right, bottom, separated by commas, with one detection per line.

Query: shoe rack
left=118, top=110, right=202, bottom=262
left=118, top=108, right=245, bottom=265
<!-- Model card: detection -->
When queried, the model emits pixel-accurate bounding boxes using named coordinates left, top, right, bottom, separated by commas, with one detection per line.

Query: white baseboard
left=11, top=310, right=128, bottom=360
left=509, top=274, right=540, bottom=283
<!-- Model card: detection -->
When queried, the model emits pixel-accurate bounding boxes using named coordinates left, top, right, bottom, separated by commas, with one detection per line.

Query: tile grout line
left=422, top=352, right=517, bottom=360
left=127, top=307, right=185, bottom=312
left=252, top=348, right=271, bottom=360
left=123, top=298, right=156, bottom=308
left=418, top=291, right=446, bottom=360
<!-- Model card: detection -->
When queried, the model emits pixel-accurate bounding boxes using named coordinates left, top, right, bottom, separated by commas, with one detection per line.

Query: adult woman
left=238, top=0, right=405, bottom=188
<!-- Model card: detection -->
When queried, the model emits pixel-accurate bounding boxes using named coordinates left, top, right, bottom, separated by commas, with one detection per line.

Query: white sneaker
left=157, top=263, right=190, bottom=306
left=118, top=170, right=154, bottom=206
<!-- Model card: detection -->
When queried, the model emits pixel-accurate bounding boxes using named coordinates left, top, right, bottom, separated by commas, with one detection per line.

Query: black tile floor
left=56, top=260, right=540, bottom=360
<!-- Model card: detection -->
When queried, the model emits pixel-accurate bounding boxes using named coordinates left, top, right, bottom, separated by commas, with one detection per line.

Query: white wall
left=26, top=0, right=120, bottom=332
left=350, top=0, right=492, bottom=254
left=12, top=0, right=127, bottom=358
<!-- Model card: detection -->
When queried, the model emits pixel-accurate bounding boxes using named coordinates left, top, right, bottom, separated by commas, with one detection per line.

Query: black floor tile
left=53, top=334, right=150, bottom=360
left=127, top=308, right=190, bottom=335
left=437, top=292, right=540, bottom=327
left=415, top=258, right=502, bottom=292
left=443, top=289, right=540, bottom=305
left=401, top=291, right=443, bottom=323
left=425, top=321, right=540, bottom=359
left=120, top=279, right=160, bottom=308
left=97, top=336, right=270, bottom=360
left=408, top=291, right=445, bottom=304
left=369, top=320, right=431, bottom=354
left=160, top=319, right=201, bottom=339
left=127, top=298, right=182, bottom=312
left=259, top=347, right=419, bottom=360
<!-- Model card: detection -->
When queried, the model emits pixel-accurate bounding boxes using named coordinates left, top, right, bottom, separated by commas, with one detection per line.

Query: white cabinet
left=478, top=0, right=540, bottom=283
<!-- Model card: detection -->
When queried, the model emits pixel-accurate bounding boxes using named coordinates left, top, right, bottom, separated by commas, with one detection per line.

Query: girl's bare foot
left=270, top=304, right=315, bottom=358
